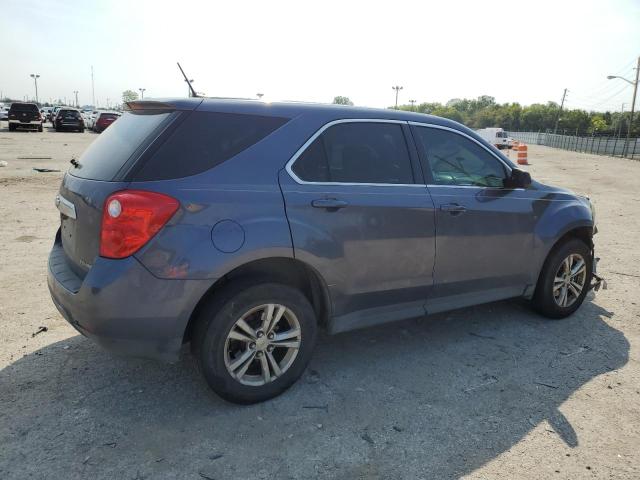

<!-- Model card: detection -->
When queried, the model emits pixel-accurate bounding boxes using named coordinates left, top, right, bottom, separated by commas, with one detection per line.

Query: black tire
left=532, top=238, right=592, bottom=319
left=192, top=281, right=317, bottom=404
left=9, top=124, right=15, bottom=132
left=38, top=125, right=43, bottom=132
left=79, top=128, right=85, bottom=133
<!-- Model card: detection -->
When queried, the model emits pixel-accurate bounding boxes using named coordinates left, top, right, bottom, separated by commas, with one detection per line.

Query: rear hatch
left=56, top=102, right=187, bottom=276
left=96, top=113, right=119, bottom=128
left=9, top=103, right=40, bottom=123
left=59, top=110, right=82, bottom=124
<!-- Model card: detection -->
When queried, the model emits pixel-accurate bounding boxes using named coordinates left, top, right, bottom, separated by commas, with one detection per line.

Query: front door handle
left=440, top=203, right=467, bottom=215
left=311, top=198, right=348, bottom=210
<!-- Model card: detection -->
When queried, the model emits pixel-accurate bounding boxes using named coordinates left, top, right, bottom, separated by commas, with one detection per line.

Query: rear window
left=69, top=111, right=173, bottom=180
left=99, top=113, right=119, bottom=120
left=132, top=111, right=289, bottom=181
left=10, top=103, right=39, bottom=113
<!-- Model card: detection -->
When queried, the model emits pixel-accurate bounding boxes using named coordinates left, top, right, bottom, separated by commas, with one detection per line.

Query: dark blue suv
left=48, top=98, right=601, bottom=403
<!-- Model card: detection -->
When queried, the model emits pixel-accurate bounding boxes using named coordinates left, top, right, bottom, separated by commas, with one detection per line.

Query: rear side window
left=70, top=111, right=172, bottom=180
left=292, top=122, right=414, bottom=184
left=133, top=112, right=289, bottom=181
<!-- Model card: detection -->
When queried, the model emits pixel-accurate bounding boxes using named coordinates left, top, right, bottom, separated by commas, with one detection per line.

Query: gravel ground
left=0, top=124, right=638, bottom=479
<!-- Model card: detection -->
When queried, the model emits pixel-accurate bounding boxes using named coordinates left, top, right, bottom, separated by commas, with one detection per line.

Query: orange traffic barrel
left=516, top=144, right=529, bottom=165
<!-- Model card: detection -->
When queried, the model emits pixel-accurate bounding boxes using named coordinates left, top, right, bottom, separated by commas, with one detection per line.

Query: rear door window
left=69, top=111, right=173, bottom=180
left=132, top=111, right=289, bottom=181
left=292, top=122, right=414, bottom=184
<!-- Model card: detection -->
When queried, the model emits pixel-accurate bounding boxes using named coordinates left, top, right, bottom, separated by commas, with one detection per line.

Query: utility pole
left=553, top=88, right=567, bottom=134
left=91, top=66, right=95, bottom=107
left=73, top=91, right=79, bottom=107
left=139, top=88, right=146, bottom=99
left=409, top=99, right=416, bottom=111
left=624, top=56, right=640, bottom=156
left=30, top=74, right=40, bottom=104
left=392, top=86, right=403, bottom=109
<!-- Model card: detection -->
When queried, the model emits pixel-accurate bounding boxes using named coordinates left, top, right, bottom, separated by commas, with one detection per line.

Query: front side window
left=292, top=122, right=414, bottom=184
left=414, top=126, right=507, bottom=187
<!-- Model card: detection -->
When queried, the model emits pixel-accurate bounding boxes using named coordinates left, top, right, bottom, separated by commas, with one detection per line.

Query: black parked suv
left=54, top=108, right=85, bottom=132
left=8, top=102, right=43, bottom=132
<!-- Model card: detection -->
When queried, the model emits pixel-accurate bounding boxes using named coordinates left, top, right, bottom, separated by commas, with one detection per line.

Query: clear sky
left=1, top=0, right=639, bottom=111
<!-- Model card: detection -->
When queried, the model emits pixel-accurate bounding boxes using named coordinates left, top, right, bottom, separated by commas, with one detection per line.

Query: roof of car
left=134, top=97, right=469, bottom=132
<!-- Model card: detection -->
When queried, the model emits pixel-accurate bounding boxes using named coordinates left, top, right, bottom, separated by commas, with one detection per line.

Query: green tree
left=332, top=96, right=353, bottom=106
left=590, top=116, right=607, bottom=133
left=122, top=90, right=139, bottom=103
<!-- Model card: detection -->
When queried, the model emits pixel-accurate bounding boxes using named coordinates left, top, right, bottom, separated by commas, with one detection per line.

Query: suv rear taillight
left=100, top=190, right=179, bottom=259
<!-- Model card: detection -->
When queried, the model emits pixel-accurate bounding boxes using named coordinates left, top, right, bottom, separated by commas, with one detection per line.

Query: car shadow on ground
left=0, top=296, right=628, bottom=479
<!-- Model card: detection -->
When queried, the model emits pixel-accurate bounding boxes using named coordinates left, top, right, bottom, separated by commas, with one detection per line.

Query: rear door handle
left=311, top=198, right=348, bottom=210
left=440, top=203, right=467, bottom=215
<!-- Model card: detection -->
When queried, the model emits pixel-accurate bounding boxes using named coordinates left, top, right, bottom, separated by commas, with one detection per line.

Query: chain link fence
left=507, top=132, right=639, bottom=160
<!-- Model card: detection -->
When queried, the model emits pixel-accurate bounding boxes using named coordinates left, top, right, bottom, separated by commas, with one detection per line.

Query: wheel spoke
left=271, top=339, right=301, bottom=349
left=570, top=280, right=584, bottom=293
left=266, top=351, right=282, bottom=377
left=228, top=329, right=254, bottom=343
left=229, top=349, right=256, bottom=378
left=563, top=257, right=571, bottom=275
left=274, top=328, right=300, bottom=341
left=235, top=318, right=257, bottom=339
left=568, top=283, right=580, bottom=298
left=260, top=304, right=275, bottom=333
left=259, top=354, right=271, bottom=383
left=570, top=259, right=585, bottom=276
left=560, top=286, right=568, bottom=307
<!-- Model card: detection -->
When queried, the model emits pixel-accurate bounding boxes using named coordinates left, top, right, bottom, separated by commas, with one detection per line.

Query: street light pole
left=392, top=85, right=403, bottom=109
left=30, top=74, right=40, bottom=104
left=608, top=56, right=639, bottom=157
left=91, top=66, right=95, bottom=107
left=409, top=99, right=416, bottom=111
left=73, top=90, right=79, bottom=107
left=139, top=88, right=146, bottom=99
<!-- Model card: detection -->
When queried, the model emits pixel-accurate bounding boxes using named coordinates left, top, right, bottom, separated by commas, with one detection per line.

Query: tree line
left=333, top=95, right=638, bottom=137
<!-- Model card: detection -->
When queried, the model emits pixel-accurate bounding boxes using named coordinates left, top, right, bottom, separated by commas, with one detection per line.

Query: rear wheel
left=8, top=124, right=15, bottom=132
left=532, top=238, right=592, bottom=319
left=192, top=282, right=317, bottom=404
left=38, top=124, right=43, bottom=132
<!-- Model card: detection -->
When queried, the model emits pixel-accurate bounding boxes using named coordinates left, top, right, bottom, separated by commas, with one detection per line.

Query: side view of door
left=410, top=123, right=538, bottom=313
left=279, top=119, right=437, bottom=333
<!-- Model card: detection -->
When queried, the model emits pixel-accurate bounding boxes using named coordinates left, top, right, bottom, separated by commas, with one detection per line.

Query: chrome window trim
left=408, top=121, right=514, bottom=175
left=285, top=118, right=426, bottom=187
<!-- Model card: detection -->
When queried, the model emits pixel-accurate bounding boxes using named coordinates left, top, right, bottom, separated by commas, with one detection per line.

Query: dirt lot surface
left=0, top=125, right=639, bottom=479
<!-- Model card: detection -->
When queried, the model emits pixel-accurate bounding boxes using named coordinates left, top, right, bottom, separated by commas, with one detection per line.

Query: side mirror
left=506, top=168, right=531, bottom=188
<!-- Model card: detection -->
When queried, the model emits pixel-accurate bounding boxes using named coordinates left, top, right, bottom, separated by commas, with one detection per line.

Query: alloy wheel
left=553, top=253, right=587, bottom=308
left=224, top=304, right=302, bottom=386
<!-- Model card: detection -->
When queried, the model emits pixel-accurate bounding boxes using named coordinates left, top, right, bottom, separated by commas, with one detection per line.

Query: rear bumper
left=9, top=119, right=41, bottom=125
left=47, top=235, right=213, bottom=362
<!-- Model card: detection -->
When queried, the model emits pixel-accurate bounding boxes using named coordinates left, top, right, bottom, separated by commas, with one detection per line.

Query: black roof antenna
left=177, top=62, right=198, bottom=98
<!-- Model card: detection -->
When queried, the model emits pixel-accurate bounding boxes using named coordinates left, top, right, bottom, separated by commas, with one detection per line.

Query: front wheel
left=192, top=282, right=318, bottom=404
left=532, top=238, right=592, bottom=319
